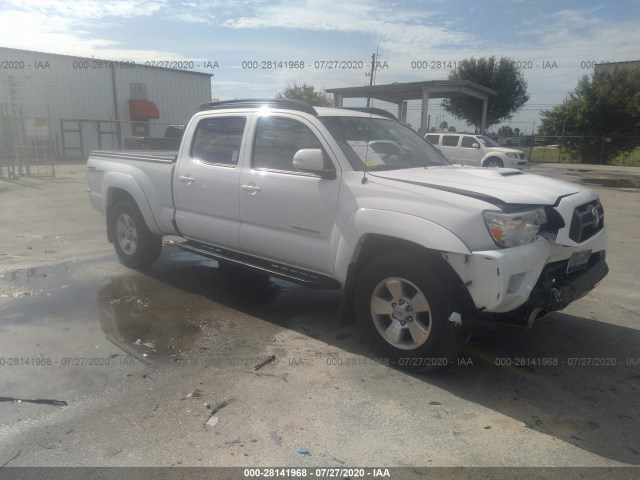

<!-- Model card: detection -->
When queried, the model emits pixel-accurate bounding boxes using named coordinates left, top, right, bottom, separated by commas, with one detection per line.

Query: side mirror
left=293, top=149, right=336, bottom=179
left=472, top=143, right=480, bottom=149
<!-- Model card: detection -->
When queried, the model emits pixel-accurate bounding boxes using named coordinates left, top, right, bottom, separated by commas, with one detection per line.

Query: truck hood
left=369, top=165, right=582, bottom=206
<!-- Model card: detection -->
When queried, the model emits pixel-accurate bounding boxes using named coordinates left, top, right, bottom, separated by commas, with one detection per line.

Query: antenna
left=362, top=113, right=375, bottom=184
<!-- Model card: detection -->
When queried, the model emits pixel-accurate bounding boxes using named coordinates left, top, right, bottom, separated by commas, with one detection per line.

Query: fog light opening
left=507, top=272, right=527, bottom=295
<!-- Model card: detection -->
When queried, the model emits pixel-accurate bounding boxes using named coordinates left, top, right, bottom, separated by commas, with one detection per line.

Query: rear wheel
left=110, top=198, right=162, bottom=268
left=355, top=251, right=462, bottom=372
left=484, top=157, right=503, bottom=168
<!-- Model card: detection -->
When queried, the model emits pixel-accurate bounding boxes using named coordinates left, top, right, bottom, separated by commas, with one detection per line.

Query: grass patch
left=526, top=147, right=640, bottom=167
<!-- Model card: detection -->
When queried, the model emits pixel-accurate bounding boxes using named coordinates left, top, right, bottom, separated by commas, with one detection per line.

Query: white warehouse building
left=0, top=47, right=212, bottom=166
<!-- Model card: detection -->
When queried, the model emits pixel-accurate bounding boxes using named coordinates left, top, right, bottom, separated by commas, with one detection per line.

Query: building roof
left=326, top=80, right=496, bottom=104
left=0, top=47, right=213, bottom=77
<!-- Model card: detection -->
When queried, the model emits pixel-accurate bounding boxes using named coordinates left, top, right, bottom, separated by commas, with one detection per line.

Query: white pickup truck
left=87, top=99, right=608, bottom=371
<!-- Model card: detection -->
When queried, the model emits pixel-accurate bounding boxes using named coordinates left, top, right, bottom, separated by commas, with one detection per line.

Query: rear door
left=439, top=134, right=461, bottom=162
left=174, top=114, right=248, bottom=249
left=238, top=113, right=341, bottom=274
left=457, top=135, right=482, bottom=165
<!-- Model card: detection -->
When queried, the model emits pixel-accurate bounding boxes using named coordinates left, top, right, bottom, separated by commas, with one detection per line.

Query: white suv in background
left=425, top=132, right=528, bottom=169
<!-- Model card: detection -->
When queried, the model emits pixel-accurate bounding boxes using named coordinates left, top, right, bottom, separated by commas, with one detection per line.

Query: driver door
left=239, top=114, right=340, bottom=274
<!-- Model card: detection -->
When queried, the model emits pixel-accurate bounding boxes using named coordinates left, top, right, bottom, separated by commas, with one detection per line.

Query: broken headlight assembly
left=484, top=207, right=547, bottom=248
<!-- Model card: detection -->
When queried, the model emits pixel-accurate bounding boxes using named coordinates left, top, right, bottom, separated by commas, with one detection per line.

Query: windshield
left=477, top=135, right=501, bottom=147
left=320, top=116, right=451, bottom=171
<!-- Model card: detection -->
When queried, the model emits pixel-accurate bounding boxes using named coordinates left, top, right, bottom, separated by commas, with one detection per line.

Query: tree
left=538, top=68, right=640, bottom=164
left=497, top=125, right=513, bottom=137
left=442, top=56, right=529, bottom=132
left=439, top=120, right=448, bottom=131
left=447, top=125, right=457, bottom=132
left=276, top=82, right=333, bottom=106
left=513, top=127, right=520, bottom=136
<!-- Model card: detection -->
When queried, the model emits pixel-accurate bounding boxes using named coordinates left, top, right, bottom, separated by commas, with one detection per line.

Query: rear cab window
left=441, top=135, right=460, bottom=147
left=190, top=116, right=247, bottom=166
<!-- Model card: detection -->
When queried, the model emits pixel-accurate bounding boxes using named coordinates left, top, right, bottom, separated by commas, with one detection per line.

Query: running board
left=179, top=241, right=341, bottom=289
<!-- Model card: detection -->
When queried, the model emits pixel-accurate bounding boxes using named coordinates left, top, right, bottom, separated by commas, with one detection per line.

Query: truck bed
left=87, top=150, right=179, bottom=237
left=90, top=150, right=178, bottom=162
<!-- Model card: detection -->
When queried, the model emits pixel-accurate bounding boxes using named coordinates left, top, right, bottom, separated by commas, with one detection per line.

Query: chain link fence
left=1, top=116, right=183, bottom=179
left=504, top=135, right=640, bottom=165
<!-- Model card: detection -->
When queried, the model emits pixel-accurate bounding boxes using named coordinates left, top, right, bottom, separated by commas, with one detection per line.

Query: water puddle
left=0, top=250, right=343, bottom=426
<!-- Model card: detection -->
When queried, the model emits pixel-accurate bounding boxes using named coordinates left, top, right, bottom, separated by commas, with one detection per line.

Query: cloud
left=5, top=0, right=168, bottom=19
left=222, top=0, right=474, bottom=55
left=0, top=1, right=173, bottom=57
left=0, top=10, right=118, bottom=54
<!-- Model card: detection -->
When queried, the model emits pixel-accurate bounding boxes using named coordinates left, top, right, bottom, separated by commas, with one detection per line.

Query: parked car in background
left=425, top=132, right=528, bottom=169
left=123, top=125, right=185, bottom=150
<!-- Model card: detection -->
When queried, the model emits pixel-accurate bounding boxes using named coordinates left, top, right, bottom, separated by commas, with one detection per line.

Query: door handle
left=241, top=184, right=261, bottom=192
left=179, top=175, right=195, bottom=185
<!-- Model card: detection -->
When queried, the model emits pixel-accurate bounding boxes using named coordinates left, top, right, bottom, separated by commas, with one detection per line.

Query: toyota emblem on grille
left=591, top=205, right=600, bottom=227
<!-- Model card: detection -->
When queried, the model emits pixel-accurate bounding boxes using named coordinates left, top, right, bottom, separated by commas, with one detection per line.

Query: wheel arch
left=334, top=209, right=470, bottom=283
left=481, top=154, right=505, bottom=167
left=335, top=210, right=473, bottom=326
left=103, top=172, right=161, bottom=242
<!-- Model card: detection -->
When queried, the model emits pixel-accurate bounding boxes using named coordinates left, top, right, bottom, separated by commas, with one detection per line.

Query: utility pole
left=366, top=46, right=379, bottom=108
left=528, top=119, right=536, bottom=160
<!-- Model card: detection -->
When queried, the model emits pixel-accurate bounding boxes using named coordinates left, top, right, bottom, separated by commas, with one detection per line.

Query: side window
left=253, top=116, right=324, bottom=172
left=442, top=135, right=459, bottom=147
left=190, top=116, right=246, bottom=165
left=425, top=134, right=439, bottom=145
left=460, top=136, right=478, bottom=148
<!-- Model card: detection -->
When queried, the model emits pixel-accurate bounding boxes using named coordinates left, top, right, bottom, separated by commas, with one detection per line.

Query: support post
left=420, top=87, right=430, bottom=135
left=480, top=98, right=488, bottom=134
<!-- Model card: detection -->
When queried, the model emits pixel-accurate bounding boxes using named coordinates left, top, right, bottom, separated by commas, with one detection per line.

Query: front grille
left=569, top=200, right=604, bottom=242
left=518, top=153, right=526, bottom=159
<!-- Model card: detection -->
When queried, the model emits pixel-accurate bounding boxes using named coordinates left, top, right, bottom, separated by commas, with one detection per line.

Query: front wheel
left=355, top=251, right=462, bottom=372
left=484, top=157, right=503, bottom=168
left=110, top=198, right=162, bottom=268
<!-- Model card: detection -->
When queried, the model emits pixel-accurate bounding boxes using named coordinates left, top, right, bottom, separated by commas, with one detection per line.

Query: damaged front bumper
left=443, top=228, right=608, bottom=316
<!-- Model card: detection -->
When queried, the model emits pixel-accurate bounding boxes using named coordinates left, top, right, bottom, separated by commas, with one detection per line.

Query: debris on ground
left=186, top=388, right=202, bottom=398
left=205, top=416, right=218, bottom=428
left=254, top=355, right=276, bottom=371
left=204, top=398, right=235, bottom=431
left=0, top=396, right=67, bottom=406
left=296, top=447, right=310, bottom=455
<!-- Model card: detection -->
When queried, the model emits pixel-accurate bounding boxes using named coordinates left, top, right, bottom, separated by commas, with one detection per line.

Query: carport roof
left=326, top=80, right=496, bottom=104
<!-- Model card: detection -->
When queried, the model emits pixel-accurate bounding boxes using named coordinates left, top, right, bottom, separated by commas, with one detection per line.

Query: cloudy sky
left=1, top=0, right=639, bottom=131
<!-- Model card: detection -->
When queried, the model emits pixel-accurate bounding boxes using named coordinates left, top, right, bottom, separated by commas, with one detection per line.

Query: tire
left=110, top=198, right=162, bottom=268
left=355, top=251, right=462, bottom=372
left=484, top=157, right=503, bottom=168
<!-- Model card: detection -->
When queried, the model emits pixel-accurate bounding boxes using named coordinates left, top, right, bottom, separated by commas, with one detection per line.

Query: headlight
left=505, top=152, right=518, bottom=159
left=484, top=208, right=547, bottom=247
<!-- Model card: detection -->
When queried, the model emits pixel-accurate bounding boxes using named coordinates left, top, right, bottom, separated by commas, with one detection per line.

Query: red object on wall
left=129, top=99, right=160, bottom=120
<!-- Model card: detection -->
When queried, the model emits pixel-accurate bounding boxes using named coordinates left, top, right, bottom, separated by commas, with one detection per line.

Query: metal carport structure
left=326, top=80, right=496, bottom=134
